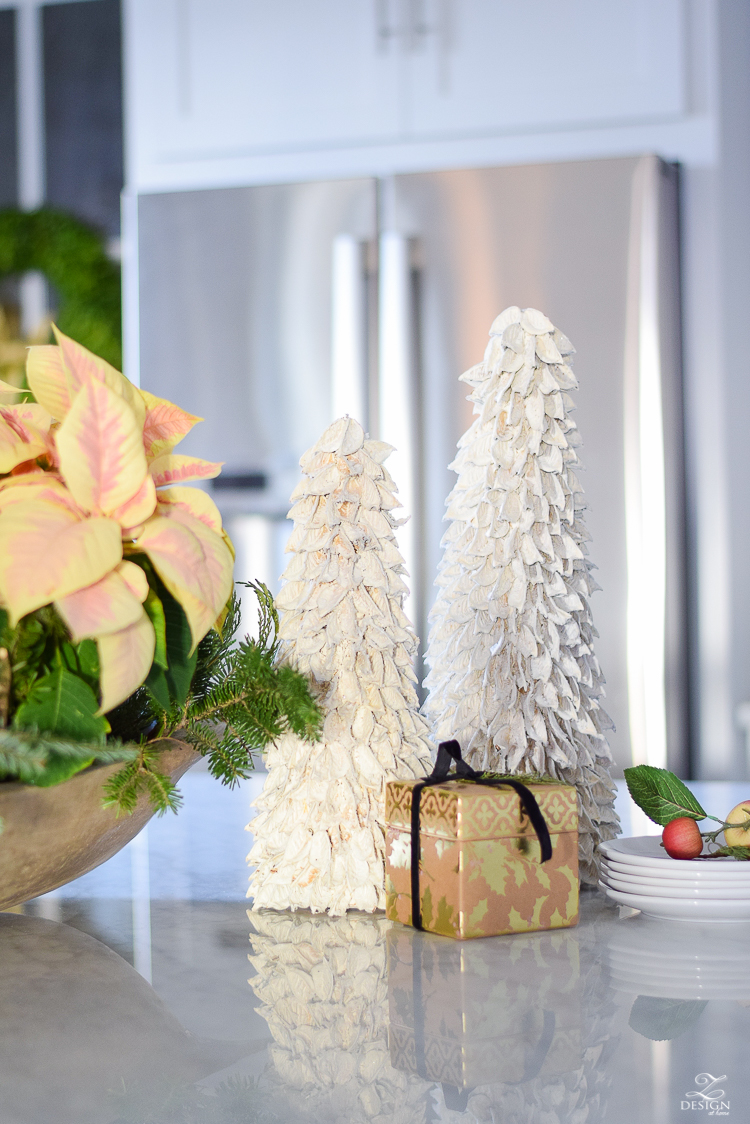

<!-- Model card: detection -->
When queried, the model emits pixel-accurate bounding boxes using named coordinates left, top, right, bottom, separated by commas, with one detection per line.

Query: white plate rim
left=601, top=837, right=750, bottom=872
left=600, top=882, right=750, bottom=921
left=600, top=860, right=750, bottom=888
left=601, top=856, right=750, bottom=881
left=602, top=873, right=750, bottom=900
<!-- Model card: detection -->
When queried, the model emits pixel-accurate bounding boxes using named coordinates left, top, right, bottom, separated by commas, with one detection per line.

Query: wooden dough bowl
left=0, top=738, right=200, bottom=910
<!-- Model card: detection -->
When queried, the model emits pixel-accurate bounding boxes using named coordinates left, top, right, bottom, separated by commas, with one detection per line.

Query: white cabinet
left=126, top=0, right=401, bottom=183
left=406, top=0, right=685, bottom=136
left=125, top=0, right=689, bottom=191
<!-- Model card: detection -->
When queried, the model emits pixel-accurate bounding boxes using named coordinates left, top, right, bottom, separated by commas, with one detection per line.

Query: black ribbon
left=409, top=740, right=553, bottom=931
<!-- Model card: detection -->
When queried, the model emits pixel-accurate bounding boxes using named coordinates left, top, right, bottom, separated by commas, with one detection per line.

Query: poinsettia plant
left=0, top=328, right=321, bottom=814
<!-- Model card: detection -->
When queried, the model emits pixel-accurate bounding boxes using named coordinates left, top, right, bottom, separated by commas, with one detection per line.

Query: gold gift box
left=387, top=926, right=582, bottom=1087
left=385, top=776, right=579, bottom=939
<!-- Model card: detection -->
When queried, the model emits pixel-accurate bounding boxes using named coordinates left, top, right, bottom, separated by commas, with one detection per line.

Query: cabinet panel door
left=128, top=0, right=401, bottom=171
left=407, top=0, right=685, bottom=137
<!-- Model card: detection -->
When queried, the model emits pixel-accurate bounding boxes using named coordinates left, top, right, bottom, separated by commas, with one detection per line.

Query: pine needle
left=0, top=728, right=137, bottom=784
left=0, top=583, right=321, bottom=820
left=101, top=743, right=182, bottom=817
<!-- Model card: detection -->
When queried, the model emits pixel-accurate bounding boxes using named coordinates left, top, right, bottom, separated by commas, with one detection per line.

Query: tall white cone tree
left=423, top=306, right=619, bottom=884
left=248, top=416, right=432, bottom=915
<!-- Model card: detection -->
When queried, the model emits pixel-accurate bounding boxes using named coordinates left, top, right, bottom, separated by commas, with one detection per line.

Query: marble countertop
left=2, top=774, right=748, bottom=1123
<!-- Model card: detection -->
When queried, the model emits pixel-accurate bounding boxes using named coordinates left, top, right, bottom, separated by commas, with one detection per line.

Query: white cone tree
left=423, top=307, right=619, bottom=883
left=248, top=416, right=432, bottom=915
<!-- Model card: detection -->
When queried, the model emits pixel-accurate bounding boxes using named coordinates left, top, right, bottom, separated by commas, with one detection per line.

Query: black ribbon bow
left=409, top=740, right=553, bottom=931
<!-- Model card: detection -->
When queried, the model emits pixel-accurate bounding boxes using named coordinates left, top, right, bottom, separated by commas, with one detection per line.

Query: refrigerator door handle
left=331, top=234, right=368, bottom=427
left=624, top=155, right=669, bottom=771
left=379, top=230, right=418, bottom=631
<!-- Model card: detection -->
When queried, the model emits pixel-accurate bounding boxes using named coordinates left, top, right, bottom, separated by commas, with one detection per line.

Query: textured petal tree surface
left=248, top=417, right=432, bottom=915
left=423, top=307, right=619, bottom=884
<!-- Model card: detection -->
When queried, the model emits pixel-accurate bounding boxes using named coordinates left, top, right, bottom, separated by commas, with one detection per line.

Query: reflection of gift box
left=385, top=777, right=578, bottom=939
left=387, top=926, right=582, bottom=1087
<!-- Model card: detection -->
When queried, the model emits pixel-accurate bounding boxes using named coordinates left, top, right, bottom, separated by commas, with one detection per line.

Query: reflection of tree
left=248, top=911, right=429, bottom=1123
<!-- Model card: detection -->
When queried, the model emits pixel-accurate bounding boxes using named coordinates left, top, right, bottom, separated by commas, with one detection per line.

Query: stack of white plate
left=599, top=836, right=750, bottom=922
left=605, top=916, right=750, bottom=999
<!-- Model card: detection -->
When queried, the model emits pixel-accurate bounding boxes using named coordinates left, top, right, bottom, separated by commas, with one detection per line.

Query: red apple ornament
left=662, top=817, right=703, bottom=859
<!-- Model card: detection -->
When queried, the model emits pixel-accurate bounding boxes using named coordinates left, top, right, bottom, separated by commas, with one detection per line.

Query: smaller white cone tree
left=248, top=416, right=432, bottom=915
left=423, top=307, right=619, bottom=884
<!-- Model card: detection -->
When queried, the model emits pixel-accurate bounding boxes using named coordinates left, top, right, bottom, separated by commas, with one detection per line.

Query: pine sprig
left=184, top=719, right=253, bottom=788
left=0, top=583, right=322, bottom=821
left=101, top=743, right=182, bottom=818
left=0, top=728, right=137, bottom=784
left=174, top=583, right=322, bottom=784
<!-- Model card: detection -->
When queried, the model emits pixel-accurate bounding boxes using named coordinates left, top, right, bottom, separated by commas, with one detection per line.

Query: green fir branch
left=184, top=719, right=255, bottom=788
left=1, top=583, right=321, bottom=822
left=170, top=583, right=322, bottom=782
left=101, top=743, right=182, bottom=818
left=0, top=728, right=137, bottom=783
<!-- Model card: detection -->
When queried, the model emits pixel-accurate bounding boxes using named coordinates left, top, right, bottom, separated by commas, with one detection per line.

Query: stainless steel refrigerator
left=136, top=154, right=685, bottom=775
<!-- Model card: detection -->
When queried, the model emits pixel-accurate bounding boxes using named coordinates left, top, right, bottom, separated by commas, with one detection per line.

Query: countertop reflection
left=2, top=775, right=749, bottom=1122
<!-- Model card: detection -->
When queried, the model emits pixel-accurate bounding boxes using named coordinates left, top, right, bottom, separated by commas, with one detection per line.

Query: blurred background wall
left=1, top=0, right=749, bottom=782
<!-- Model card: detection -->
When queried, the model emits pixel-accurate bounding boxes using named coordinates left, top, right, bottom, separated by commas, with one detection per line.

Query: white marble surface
left=2, top=776, right=748, bottom=1123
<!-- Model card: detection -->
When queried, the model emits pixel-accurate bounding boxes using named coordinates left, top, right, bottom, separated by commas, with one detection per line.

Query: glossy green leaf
left=160, top=583, right=197, bottom=707
left=13, top=664, right=108, bottom=741
left=144, top=663, right=171, bottom=713
left=76, top=637, right=100, bottom=683
left=623, top=765, right=707, bottom=826
left=143, top=587, right=168, bottom=670
left=30, top=752, right=96, bottom=787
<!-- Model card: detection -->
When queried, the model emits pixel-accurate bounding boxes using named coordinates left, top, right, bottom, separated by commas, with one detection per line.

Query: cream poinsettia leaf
left=55, top=568, right=147, bottom=642
left=155, top=485, right=223, bottom=532
left=148, top=453, right=223, bottom=488
left=56, top=379, right=149, bottom=518
left=96, top=610, right=156, bottom=714
left=26, top=344, right=72, bottom=420
left=0, top=495, right=122, bottom=625
left=108, top=474, right=157, bottom=531
left=139, top=388, right=201, bottom=460
left=135, top=507, right=233, bottom=650
left=52, top=324, right=146, bottom=428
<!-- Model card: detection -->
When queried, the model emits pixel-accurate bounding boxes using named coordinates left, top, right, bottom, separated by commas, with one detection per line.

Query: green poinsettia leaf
left=144, top=663, right=171, bottom=714
left=29, top=752, right=96, bottom=788
left=76, top=638, right=100, bottom=684
left=160, top=585, right=197, bottom=708
left=143, top=587, right=168, bottom=670
left=142, top=581, right=196, bottom=712
left=623, top=765, right=707, bottom=826
left=13, top=665, right=108, bottom=742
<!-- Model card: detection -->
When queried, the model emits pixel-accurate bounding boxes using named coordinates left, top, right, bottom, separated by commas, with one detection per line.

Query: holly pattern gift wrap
left=385, top=748, right=579, bottom=939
